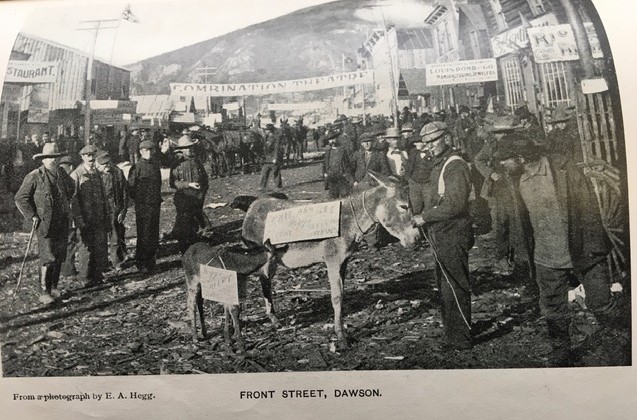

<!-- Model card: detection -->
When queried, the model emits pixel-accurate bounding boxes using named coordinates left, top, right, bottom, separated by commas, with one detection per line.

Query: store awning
left=398, top=69, right=433, bottom=97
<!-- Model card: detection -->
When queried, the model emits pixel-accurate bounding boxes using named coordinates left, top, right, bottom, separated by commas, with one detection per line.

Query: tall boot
left=546, top=318, right=573, bottom=367
left=38, top=265, right=55, bottom=305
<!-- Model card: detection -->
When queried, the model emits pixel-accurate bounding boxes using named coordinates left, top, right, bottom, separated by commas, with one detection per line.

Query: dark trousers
left=107, top=218, right=126, bottom=267
left=135, top=203, right=160, bottom=270
left=173, top=198, right=203, bottom=254
left=427, top=220, right=473, bottom=347
left=535, top=262, right=611, bottom=321
left=491, top=180, right=517, bottom=260
left=60, top=228, right=78, bottom=276
left=259, top=163, right=282, bottom=190
left=77, top=225, right=108, bottom=283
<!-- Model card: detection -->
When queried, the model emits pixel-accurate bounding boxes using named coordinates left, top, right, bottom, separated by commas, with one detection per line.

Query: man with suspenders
left=412, top=121, right=474, bottom=350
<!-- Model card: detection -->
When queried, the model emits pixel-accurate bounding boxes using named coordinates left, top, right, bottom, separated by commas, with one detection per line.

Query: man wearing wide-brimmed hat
left=71, top=144, right=110, bottom=287
left=332, top=115, right=355, bottom=154
left=128, top=140, right=163, bottom=273
left=15, top=143, right=78, bottom=304
left=545, top=104, right=581, bottom=161
left=495, top=134, right=619, bottom=366
left=322, top=127, right=354, bottom=198
left=474, top=115, right=529, bottom=275
left=95, top=151, right=129, bottom=272
left=412, top=121, right=474, bottom=350
left=169, top=134, right=209, bottom=253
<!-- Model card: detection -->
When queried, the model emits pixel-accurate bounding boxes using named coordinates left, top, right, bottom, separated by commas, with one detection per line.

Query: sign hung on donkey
left=199, top=265, right=245, bottom=306
left=263, top=201, right=341, bottom=245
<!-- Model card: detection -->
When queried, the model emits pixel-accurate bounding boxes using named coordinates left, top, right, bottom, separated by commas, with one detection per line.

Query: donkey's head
left=366, top=172, right=420, bottom=249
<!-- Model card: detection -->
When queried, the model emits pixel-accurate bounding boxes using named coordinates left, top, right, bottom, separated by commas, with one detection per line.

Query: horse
left=241, top=172, right=420, bottom=348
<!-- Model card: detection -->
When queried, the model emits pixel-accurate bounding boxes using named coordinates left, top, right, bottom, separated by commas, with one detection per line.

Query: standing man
left=384, top=127, right=408, bottom=178
left=404, top=133, right=433, bottom=215
left=412, top=121, right=474, bottom=350
left=495, top=136, right=616, bottom=365
left=258, top=124, right=283, bottom=191
left=128, top=140, right=163, bottom=273
left=59, top=155, right=79, bottom=278
left=71, top=145, right=110, bottom=287
left=352, top=132, right=390, bottom=187
left=15, top=143, right=77, bottom=304
left=128, top=129, right=141, bottom=164
left=323, top=129, right=354, bottom=198
left=95, top=151, right=129, bottom=272
left=169, top=134, right=209, bottom=253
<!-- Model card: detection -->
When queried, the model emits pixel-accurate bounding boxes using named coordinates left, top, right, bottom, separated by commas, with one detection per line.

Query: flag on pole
left=122, top=4, right=139, bottom=23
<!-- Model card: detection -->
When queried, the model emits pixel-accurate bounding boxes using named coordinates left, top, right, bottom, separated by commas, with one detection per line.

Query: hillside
left=127, top=0, right=432, bottom=96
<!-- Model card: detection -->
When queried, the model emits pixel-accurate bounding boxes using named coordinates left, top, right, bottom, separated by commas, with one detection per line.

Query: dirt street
left=0, top=160, right=631, bottom=376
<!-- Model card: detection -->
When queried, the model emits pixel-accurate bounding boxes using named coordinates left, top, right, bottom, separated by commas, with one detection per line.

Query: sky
left=8, top=0, right=434, bottom=67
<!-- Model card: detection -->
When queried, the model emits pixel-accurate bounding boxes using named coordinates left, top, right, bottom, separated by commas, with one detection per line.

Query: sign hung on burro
left=199, top=265, right=241, bottom=306
left=263, top=201, right=341, bottom=245
left=425, top=59, right=498, bottom=86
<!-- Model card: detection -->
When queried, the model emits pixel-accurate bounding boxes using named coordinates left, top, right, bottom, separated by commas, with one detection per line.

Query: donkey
left=241, top=172, right=420, bottom=348
left=182, top=239, right=281, bottom=352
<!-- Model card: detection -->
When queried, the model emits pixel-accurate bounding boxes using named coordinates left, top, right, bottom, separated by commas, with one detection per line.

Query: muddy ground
left=0, top=157, right=631, bottom=376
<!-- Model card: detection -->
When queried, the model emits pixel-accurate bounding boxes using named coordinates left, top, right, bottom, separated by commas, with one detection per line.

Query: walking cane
left=12, top=219, right=37, bottom=303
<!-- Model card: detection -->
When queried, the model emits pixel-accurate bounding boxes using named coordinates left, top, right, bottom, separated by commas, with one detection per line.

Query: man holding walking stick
left=412, top=122, right=474, bottom=350
left=15, top=143, right=77, bottom=305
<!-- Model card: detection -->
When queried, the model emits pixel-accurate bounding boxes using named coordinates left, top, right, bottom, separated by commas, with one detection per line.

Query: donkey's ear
left=263, top=238, right=274, bottom=252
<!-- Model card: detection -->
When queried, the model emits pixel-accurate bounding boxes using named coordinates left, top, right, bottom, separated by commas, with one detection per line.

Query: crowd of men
left=5, top=101, right=623, bottom=365
left=12, top=127, right=205, bottom=306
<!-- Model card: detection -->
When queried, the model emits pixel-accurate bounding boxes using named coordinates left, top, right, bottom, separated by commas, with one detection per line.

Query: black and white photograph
left=0, top=0, right=634, bottom=415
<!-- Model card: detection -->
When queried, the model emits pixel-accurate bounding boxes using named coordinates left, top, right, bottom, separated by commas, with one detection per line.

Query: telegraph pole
left=77, top=19, right=119, bottom=145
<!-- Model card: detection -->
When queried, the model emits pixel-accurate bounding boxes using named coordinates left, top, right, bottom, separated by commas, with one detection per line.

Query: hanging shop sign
left=169, top=70, right=374, bottom=97
left=490, top=13, right=559, bottom=58
left=5, top=60, right=59, bottom=84
left=425, top=59, right=498, bottom=86
left=527, top=24, right=580, bottom=63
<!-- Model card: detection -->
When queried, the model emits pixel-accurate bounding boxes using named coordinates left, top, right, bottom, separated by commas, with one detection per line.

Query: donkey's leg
left=229, top=304, right=244, bottom=353
left=188, top=286, right=199, bottom=343
left=223, top=305, right=233, bottom=347
left=326, top=257, right=349, bottom=348
left=259, top=273, right=281, bottom=327
left=196, top=287, right=206, bottom=340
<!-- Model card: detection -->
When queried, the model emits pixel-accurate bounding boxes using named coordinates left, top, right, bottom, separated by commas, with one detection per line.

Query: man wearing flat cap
left=169, top=134, right=209, bottom=253
left=71, top=144, right=110, bottom=287
left=352, top=132, right=390, bottom=187
left=412, top=121, right=474, bottom=350
left=96, top=151, right=129, bottom=272
left=323, top=128, right=354, bottom=198
left=128, top=140, right=163, bottom=273
left=404, top=132, right=433, bottom=215
left=495, top=134, right=618, bottom=366
left=15, top=143, right=78, bottom=304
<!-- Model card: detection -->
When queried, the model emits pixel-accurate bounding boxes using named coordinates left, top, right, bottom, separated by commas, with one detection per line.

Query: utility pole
left=77, top=19, right=119, bottom=145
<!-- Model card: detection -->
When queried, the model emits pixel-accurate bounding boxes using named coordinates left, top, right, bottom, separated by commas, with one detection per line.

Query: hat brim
left=33, top=152, right=67, bottom=161
left=487, top=125, right=523, bottom=133
left=173, top=140, right=199, bottom=149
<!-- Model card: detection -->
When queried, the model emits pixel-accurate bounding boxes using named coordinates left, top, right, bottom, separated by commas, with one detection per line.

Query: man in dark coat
left=71, top=144, right=110, bottom=287
left=15, top=143, right=77, bottom=304
left=352, top=132, right=390, bottom=187
left=496, top=136, right=615, bottom=365
left=323, top=128, right=354, bottom=198
left=128, top=140, right=163, bottom=273
left=258, top=124, right=283, bottom=190
left=127, top=129, right=141, bottom=164
left=169, top=134, right=209, bottom=253
left=404, top=133, right=434, bottom=215
left=59, top=155, right=79, bottom=277
left=96, top=151, right=129, bottom=272
left=412, top=121, right=474, bottom=350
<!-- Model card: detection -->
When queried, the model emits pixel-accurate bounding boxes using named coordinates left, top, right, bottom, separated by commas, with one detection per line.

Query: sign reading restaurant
left=4, top=60, right=59, bottom=84
left=169, top=70, right=374, bottom=97
left=425, top=59, right=498, bottom=86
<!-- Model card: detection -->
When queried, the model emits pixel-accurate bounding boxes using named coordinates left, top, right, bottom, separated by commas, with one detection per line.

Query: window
left=501, top=56, right=525, bottom=108
left=527, top=0, right=547, bottom=16
left=539, top=61, right=572, bottom=108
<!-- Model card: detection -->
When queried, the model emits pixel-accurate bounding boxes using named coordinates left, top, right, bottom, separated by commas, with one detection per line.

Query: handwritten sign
left=169, top=70, right=374, bottom=97
left=425, top=59, right=498, bottom=86
left=199, top=265, right=241, bottom=305
left=527, top=24, right=579, bottom=63
left=490, top=13, right=558, bottom=58
left=263, top=201, right=341, bottom=245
